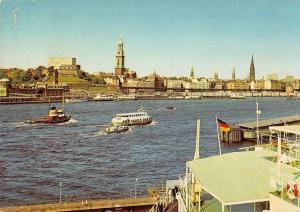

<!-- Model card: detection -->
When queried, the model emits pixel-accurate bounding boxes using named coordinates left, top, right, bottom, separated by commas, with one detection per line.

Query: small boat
left=65, top=98, right=88, bottom=103
left=230, top=93, right=246, bottom=99
left=104, top=125, right=129, bottom=134
left=166, top=106, right=176, bottom=110
left=25, top=106, right=71, bottom=124
left=111, top=109, right=152, bottom=126
left=185, top=95, right=201, bottom=100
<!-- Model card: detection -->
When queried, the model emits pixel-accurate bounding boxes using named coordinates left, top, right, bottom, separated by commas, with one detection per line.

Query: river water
left=0, top=98, right=300, bottom=206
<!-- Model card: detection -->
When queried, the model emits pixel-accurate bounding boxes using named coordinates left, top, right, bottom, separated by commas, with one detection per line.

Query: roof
left=270, top=125, right=300, bottom=135
left=187, top=150, right=300, bottom=205
left=238, top=115, right=300, bottom=129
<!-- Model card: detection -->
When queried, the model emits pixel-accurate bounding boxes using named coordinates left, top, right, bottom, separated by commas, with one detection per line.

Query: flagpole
left=216, top=116, right=222, bottom=155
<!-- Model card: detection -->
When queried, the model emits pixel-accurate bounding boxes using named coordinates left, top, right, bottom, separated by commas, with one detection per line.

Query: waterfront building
left=185, top=78, right=210, bottom=90
left=264, top=80, right=285, bottom=91
left=0, top=78, right=11, bottom=97
left=115, top=39, right=126, bottom=77
left=213, top=80, right=225, bottom=90
left=250, top=80, right=265, bottom=90
left=226, top=80, right=250, bottom=90
left=165, top=79, right=185, bottom=89
left=249, top=54, right=255, bottom=81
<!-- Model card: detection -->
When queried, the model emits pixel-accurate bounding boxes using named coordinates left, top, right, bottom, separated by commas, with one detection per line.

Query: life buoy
left=287, top=182, right=298, bottom=200
left=294, top=184, right=298, bottom=197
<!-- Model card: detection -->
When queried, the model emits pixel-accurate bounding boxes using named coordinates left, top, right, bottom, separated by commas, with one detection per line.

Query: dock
left=0, top=197, right=157, bottom=212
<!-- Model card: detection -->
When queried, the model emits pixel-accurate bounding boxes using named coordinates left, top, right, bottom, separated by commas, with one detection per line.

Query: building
left=58, top=65, right=80, bottom=77
left=115, top=39, right=126, bottom=77
left=48, top=57, right=79, bottom=77
left=48, top=57, right=76, bottom=69
left=185, top=78, right=210, bottom=90
left=165, top=79, right=185, bottom=89
left=226, top=80, right=250, bottom=90
left=0, top=78, right=11, bottom=97
left=250, top=80, right=265, bottom=90
left=249, top=54, right=255, bottom=81
left=264, top=80, right=285, bottom=91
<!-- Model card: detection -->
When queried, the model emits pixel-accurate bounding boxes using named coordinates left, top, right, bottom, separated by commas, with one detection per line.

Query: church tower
left=249, top=54, right=255, bottom=81
left=232, top=66, right=236, bottom=80
left=115, top=39, right=125, bottom=76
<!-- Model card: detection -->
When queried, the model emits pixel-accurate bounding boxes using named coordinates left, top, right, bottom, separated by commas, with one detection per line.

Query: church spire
left=232, top=66, right=236, bottom=80
left=249, top=54, right=255, bottom=81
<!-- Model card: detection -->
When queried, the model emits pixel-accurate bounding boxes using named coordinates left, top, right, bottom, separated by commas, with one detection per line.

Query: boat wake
left=58, top=118, right=78, bottom=125
left=12, top=122, right=32, bottom=127
left=149, top=121, right=158, bottom=126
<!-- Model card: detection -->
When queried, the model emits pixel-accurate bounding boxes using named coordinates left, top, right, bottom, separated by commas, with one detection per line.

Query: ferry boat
left=104, top=125, right=129, bottom=134
left=93, top=94, right=115, bottom=101
left=65, top=98, right=88, bottom=103
left=111, top=109, right=152, bottom=126
left=117, top=95, right=137, bottom=101
left=24, top=106, right=71, bottom=124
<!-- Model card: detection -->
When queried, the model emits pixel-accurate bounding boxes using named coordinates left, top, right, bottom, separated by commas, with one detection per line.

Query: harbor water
left=1, top=97, right=300, bottom=206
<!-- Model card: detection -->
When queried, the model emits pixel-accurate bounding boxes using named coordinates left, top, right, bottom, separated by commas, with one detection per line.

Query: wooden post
left=194, top=119, right=200, bottom=160
left=216, top=116, right=222, bottom=155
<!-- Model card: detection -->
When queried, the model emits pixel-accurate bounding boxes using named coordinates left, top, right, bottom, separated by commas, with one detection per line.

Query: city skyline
left=0, top=0, right=300, bottom=78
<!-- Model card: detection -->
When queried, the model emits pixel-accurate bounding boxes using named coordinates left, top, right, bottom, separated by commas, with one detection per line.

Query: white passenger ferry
left=111, top=109, right=152, bottom=126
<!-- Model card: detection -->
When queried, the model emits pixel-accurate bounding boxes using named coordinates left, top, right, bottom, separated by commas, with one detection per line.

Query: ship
left=111, top=108, right=152, bottom=126
left=25, top=98, right=71, bottom=124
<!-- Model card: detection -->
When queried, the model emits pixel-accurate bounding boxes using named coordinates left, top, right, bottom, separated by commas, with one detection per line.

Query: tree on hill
left=0, top=69, right=8, bottom=79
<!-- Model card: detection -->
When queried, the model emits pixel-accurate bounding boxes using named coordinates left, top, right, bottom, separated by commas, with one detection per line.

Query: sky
left=0, top=0, right=300, bottom=79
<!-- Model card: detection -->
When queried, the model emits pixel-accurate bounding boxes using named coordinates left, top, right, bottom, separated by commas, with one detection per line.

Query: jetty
left=0, top=197, right=157, bottom=212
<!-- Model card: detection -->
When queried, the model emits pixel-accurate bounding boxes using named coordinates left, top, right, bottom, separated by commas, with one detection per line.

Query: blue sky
left=0, top=0, right=299, bottom=78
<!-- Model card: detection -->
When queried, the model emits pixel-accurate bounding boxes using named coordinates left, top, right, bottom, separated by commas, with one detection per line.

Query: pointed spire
left=190, top=66, right=195, bottom=78
left=249, top=54, right=255, bottom=81
left=232, top=66, right=236, bottom=80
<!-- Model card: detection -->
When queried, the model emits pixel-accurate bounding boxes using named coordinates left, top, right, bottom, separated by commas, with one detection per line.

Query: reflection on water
left=1, top=98, right=300, bottom=206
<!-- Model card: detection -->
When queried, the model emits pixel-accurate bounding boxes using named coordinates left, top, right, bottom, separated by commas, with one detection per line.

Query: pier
left=0, top=197, right=157, bottom=212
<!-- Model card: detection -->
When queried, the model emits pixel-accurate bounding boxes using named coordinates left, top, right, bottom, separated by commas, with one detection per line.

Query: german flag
left=217, top=118, right=231, bottom=132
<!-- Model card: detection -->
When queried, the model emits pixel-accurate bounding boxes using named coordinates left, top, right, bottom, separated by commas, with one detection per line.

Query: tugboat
left=104, top=125, right=129, bottom=134
left=25, top=98, right=71, bottom=124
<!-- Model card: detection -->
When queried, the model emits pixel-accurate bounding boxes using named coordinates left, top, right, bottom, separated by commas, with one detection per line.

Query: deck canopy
left=270, top=125, right=300, bottom=136
left=187, top=150, right=300, bottom=206
left=238, top=115, right=300, bottom=130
